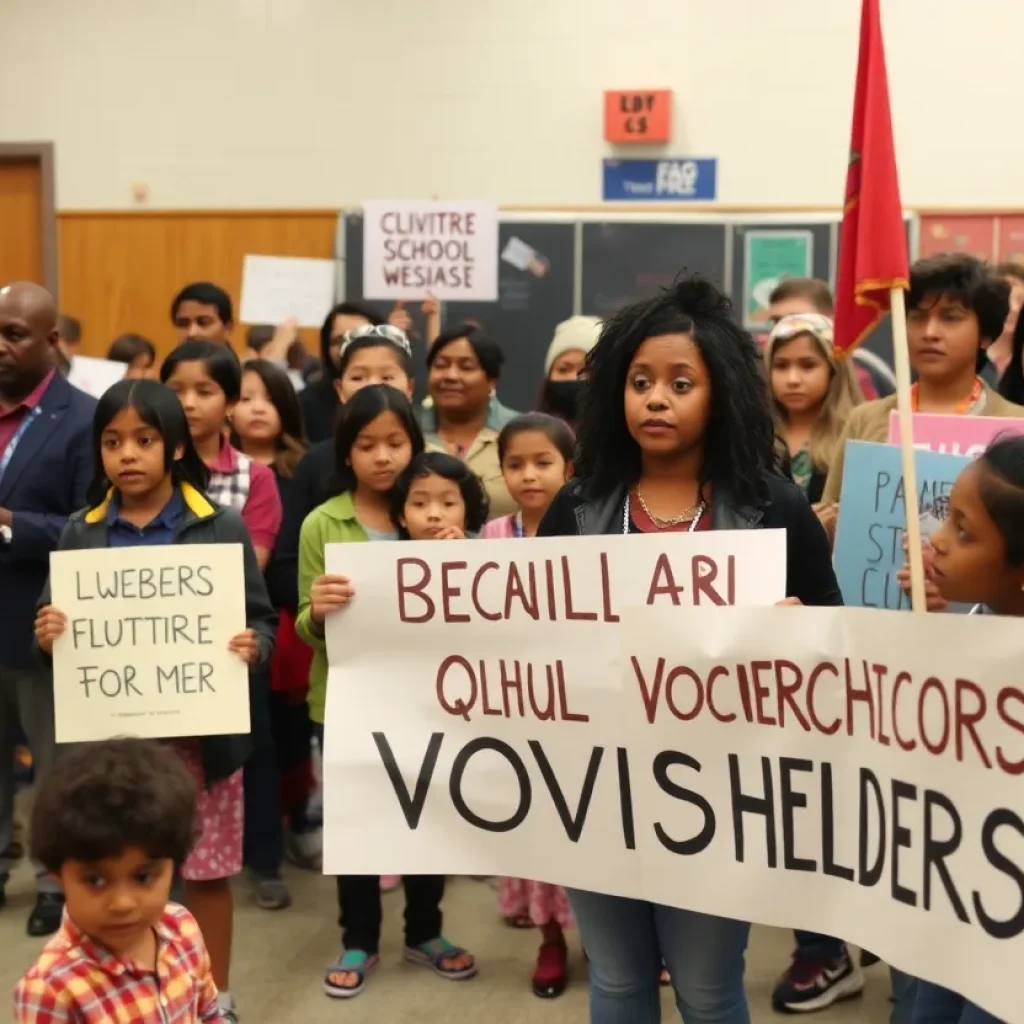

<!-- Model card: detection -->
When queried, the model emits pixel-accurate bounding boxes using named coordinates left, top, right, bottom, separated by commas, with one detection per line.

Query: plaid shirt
left=14, top=902, right=221, bottom=1022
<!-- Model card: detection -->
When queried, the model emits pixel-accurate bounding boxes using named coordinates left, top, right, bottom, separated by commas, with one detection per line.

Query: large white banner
left=362, top=200, right=499, bottom=301
left=321, top=533, right=1024, bottom=1024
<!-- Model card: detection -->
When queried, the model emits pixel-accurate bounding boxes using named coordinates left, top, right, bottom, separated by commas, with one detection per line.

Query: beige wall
left=0, top=0, right=1018, bottom=209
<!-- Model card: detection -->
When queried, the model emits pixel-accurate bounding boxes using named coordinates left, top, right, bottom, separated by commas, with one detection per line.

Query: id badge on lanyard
left=0, top=406, right=41, bottom=487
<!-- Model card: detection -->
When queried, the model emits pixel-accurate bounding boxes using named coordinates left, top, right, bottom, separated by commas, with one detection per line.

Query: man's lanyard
left=0, top=406, right=42, bottom=486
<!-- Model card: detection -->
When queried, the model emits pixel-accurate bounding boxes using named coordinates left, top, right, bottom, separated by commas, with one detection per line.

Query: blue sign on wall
left=603, top=158, right=718, bottom=201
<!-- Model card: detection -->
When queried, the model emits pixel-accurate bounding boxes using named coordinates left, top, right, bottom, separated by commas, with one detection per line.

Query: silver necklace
left=636, top=490, right=702, bottom=528
left=623, top=494, right=706, bottom=534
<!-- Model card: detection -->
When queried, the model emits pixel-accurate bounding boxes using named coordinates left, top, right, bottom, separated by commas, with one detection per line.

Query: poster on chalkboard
left=741, top=230, right=813, bottom=330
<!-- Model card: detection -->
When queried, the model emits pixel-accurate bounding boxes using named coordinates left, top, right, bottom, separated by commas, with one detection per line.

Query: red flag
left=834, top=0, right=909, bottom=355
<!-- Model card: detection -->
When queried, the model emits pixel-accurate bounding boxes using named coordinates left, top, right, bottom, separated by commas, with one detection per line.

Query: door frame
left=0, top=142, right=58, bottom=298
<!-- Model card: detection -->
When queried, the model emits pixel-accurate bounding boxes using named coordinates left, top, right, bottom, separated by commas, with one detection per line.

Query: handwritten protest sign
left=833, top=441, right=969, bottom=609
left=321, top=531, right=785, bottom=882
left=240, top=254, right=337, bottom=329
left=620, top=605, right=1024, bottom=1024
left=362, top=200, right=499, bottom=302
left=68, top=356, right=126, bottom=399
left=887, top=411, right=1024, bottom=458
left=50, top=545, right=250, bottom=743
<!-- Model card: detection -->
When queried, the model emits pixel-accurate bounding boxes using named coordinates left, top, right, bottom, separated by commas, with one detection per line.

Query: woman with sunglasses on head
left=421, top=322, right=519, bottom=519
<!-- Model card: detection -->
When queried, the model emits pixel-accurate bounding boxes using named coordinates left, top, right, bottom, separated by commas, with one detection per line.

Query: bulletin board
left=339, top=209, right=919, bottom=413
left=918, top=211, right=1024, bottom=264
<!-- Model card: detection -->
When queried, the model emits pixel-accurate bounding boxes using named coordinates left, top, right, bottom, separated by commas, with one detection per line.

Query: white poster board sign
left=50, top=544, right=250, bottom=742
left=68, top=356, right=127, bottom=399
left=362, top=200, right=499, bottom=301
left=240, top=254, right=337, bottom=328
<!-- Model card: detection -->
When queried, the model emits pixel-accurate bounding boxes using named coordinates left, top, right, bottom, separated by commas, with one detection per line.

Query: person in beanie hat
left=538, top=316, right=602, bottom=427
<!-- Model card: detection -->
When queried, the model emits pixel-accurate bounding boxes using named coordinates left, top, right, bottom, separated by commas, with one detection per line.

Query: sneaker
left=253, top=875, right=292, bottom=911
left=772, top=950, right=864, bottom=1013
left=284, top=830, right=322, bottom=870
left=218, top=992, right=239, bottom=1022
left=27, top=892, right=65, bottom=937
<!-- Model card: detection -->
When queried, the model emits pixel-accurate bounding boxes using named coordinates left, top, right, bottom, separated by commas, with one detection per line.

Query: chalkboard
left=342, top=213, right=575, bottom=412
left=581, top=222, right=727, bottom=316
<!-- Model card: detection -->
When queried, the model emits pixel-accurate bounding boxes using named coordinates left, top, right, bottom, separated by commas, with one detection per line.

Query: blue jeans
left=891, top=968, right=919, bottom=1024
left=567, top=889, right=749, bottom=1024
left=911, top=981, right=1004, bottom=1024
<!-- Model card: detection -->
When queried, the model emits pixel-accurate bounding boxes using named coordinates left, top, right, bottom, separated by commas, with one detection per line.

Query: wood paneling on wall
left=58, top=211, right=338, bottom=360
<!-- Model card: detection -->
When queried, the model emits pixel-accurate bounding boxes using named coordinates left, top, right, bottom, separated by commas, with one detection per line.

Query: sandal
left=323, top=950, right=379, bottom=999
left=504, top=913, right=535, bottom=929
left=404, top=937, right=478, bottom=980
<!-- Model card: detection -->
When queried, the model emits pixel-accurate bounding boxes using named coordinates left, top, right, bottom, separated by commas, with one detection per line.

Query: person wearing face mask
left=537, top=316, right=601, bottom=428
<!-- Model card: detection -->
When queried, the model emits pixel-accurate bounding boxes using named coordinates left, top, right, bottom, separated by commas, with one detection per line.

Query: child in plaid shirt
left=14, top=738, right=222, bottom=1023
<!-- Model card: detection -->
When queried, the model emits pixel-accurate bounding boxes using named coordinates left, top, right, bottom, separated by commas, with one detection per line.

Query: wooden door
left=0, top=159, right=44, bottom=284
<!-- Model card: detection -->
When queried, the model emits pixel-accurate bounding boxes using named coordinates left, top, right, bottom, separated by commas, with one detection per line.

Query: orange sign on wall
left=604, top=90, right=672, bottom=144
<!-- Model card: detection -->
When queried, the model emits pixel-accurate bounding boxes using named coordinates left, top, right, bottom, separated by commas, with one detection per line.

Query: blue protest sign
left=833, top=441, right=970, bottom=610
left=602, top=159, right=718, bottom=201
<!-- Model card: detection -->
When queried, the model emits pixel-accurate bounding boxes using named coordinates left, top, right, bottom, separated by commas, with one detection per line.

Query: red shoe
left=532, top=940, right=568, bottom=999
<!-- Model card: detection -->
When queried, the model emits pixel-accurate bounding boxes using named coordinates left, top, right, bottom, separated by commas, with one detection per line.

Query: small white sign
left=68, top=356, right=127, bottom=399
left=50, top=544, right=251, bottom=743
left=240, top=255, right=337, bottom=328
left=363, top=200, right=499, bottom=301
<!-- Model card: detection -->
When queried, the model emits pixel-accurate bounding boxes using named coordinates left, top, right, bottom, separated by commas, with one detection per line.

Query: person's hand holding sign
left=34, top=605, right=68, bottom=655
left=228, top=630, right=261, bottom=665
left=310, top=574, right=354, bottom=625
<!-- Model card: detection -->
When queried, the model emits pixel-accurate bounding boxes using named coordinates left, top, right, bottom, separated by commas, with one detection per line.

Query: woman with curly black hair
left=538, top=275, right=842, bottom=1024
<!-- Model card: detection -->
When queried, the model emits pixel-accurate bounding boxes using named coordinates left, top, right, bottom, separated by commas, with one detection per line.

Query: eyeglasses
left=337, top=324, right=413, bottom=360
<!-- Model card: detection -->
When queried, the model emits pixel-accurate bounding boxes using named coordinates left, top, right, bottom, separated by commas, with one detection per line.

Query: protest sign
left=833, top=441, right=969, bottom=609
left=321, top=530, right=785, bottom=888
left=362, top=200, right=499, bottom=302
left=239, top=254, right=337, bottom=329
left=619, top=604, right=1024, bottom=1024
left=887, top=411, right=1024, bottom=458
left=49, top=544, right=250, bottom=743
left=68, top=356, right=126, bottom=399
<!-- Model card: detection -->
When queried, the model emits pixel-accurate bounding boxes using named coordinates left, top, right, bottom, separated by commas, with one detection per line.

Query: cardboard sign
left=239, top=254, right=337, bottom=329
left=887, top=411, right=1024, bottom=458
left=362, top=200, right=499, bottom=302
left=604, top=90, right=673, bottom=143
left=833, top=441, right=969, bottom=610
left=68, top=356, right=127, bottom=399
left=49, top=544, right=250, bottom=742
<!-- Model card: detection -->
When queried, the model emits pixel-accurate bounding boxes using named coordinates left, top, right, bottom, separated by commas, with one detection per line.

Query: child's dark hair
left=88, top=379, right=210, bottom=506
left=427, top=323, right=506, bottom=380
left=977, top=436, right=1024, bottom=565
left=170, top=281, right=233, bottom=326
left=232, top=360, right=308, bottom=479
left=498, top=412, right=575, bottom=465
left=333, top=384, right=425, bottom=493
left=1000, top=310, right=1024, bottom=406
left=245, top=324, right=275, bottom=353
left=908, top=255, right=1010, bottom=363
left=107, top=333, right=156, bottom=367
left=767, top=277, right=834, bottom=316
left=576, top=274, right=776, bottom=506
left=390, top=451, right=490, bottom=535
left=160, top=339, right=242, bottom=402
left=318, top=301, right=386, bottom=381
left=31, top=738, right=197, bottom=873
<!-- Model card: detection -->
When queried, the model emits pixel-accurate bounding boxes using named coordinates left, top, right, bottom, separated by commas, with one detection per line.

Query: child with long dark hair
left=537, top=275, right=842, bottom=1024
left=390, top=451, right=490, bottom=539
left=33, top=379, right=276, bottom=1024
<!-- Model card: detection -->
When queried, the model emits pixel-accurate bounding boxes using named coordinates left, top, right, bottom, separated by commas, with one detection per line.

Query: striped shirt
left=14, top=902, right=221, bottom=1022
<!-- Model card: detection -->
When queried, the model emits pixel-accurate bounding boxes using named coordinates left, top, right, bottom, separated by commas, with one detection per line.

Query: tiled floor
left=1, top=863, right=893, bottom=1023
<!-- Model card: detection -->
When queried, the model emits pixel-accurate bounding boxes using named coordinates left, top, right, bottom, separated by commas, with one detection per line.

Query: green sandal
left=323, top=949, right=379, bottom=999
left=404, top=937, right=478, bottom=980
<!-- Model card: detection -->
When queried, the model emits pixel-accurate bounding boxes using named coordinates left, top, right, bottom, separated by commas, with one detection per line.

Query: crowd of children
left=1, top=252, right=1021, bottom=1023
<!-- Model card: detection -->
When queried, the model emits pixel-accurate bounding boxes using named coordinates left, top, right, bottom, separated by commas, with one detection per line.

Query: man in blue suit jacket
left=0, top=282, right=95, bottom=936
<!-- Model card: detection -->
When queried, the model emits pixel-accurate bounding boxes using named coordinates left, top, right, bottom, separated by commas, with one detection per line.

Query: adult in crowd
left=538, top=276, right=842, bottom=1024
left=980, top=260, right=1024, bottom=387
left=822, top=254, right=1024, bottom=507
left=171, top=281, right=234, bottom=347
left=537, top=315, right=601, bottom=429
left=300, top=302, right=386, bottom=444
left=999, top=295, right=1024, bottom=406
left=422, top=323, right=518, bottom=519
left=0, top=282, right=96, bottom=936
left=767, top=277, right=895, bottom=400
